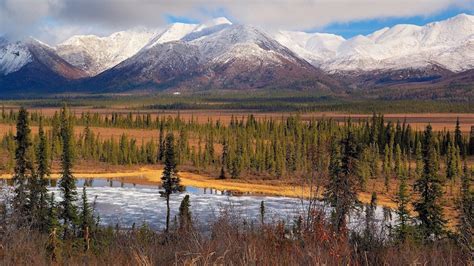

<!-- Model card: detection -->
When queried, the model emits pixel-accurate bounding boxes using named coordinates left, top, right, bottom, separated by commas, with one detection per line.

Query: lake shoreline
left=0, top=168, right=398, bottom=212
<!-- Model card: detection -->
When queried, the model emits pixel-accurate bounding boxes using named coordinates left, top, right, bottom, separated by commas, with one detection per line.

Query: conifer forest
left=0, top=106, right=472, bottom=265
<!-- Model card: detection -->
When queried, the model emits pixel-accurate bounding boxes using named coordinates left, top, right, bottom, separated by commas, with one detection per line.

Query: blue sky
left=1, top=0, right=473, bottom=43
left=166, top=6, right=473, bottom=39
left=318, top=7, right=473, bottom=38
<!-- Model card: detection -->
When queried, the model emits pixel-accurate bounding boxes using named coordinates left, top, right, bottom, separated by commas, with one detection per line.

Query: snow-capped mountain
left=274, top=31, right=345, bottom=66
left=145, top=17, right=232, bottom=48
left=55, top=17, right=233, bottom=76
left=277, top=13, right=474, bottom=73
left=0, top=37, right=87, bottom=94
left=0, top=14, right=473, bottom=96
left=0, top=39, right=32, bottom=76
left=87, top=23, right=337, bottom=92
left=56, top=28, right=160, bottom=76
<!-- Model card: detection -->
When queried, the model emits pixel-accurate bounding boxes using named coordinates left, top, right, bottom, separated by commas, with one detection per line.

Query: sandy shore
left=0, top=168, right=397, bottom=211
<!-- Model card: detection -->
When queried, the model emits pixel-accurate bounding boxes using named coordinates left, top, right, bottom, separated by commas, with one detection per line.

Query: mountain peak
left=198, top=17, right=232, bottom=29
left=450, top=13, right=474, bottom=21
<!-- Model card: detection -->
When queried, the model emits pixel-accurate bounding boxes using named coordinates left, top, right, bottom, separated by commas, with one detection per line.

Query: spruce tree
left=58, top=106, right=78, bottom=239
left=260, top=200, right=265, bottom=225
left=80, top=187, right=94, bottom=251
left=36, top=117, right=50, bottom=231
left=383, top=144, right=391, bottom=191
left=454, top=118, right=464, bottom=155
left=158, top=123, right=165, bottom=162
left=395, top=170, right=411, bottom=242
left=414, top=125, right=446, bottom=240
left=363, top=192, right=377, bottom=245
left=324, top=132, right=359, bottom=233
left=457, top=161, right=473, bottom=254
left=469, top=126, right=474, bottom=155
left=446, top=142, right=459, bottom=181
left=394, top=144, right=402, bottom=178
left=178, top=195, right=192, bottom=231
left=219, top=166, right=226, bottom=179
left=12, top=107, right=35, bottom=223
left=161, top=133, right=182, bottom=233
left=46, top=193, right=61, bottom=262
left=414, top=141, right=423, bottom=180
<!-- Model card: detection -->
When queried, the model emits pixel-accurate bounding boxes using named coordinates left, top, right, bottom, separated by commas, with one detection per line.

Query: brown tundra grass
left=0, top=211, right=468, bottom=266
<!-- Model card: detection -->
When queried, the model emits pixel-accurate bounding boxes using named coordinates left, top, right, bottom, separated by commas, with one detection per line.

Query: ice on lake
left=0, top=178, right=396, bottom=232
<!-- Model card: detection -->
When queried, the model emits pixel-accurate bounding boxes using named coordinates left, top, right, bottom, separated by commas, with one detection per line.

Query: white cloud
left=0, top=0, right=472, bottom=43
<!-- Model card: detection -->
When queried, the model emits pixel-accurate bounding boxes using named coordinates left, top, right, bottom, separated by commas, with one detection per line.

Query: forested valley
left=0, top=106, right=472, bottom=265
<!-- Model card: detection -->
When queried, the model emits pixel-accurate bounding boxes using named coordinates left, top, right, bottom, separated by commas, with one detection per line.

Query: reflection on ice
left=48, top=179, right=305, bottom=230
left=0, top=178, right=396, bottom=232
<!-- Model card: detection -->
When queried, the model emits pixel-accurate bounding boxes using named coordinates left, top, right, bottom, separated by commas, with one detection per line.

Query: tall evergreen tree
left=383, top=144, right=391, bottom=191
left=158, top=123, right=165, bottom=162
left=394, top=144, right=403, bottom=178
left=80, top=187, right=94, bottom=251
left=46, top=192, right=61, bottom=262
left=414, top=125, right=446, bottom=240
left=161, top=133, right=182, bottom=233
left=395, top=170, right=411, bottom=242
left=446, top=142, right=459, bottom=181
left=457, top=161, right=473, bottom=254
left=36, top=118, right=50, bottom=231
left=58, top=106, right=78, bottom=239
left=454, top=117, right=464, bottom=155
left=12, top=107, right=35, bottom=222
left=469, top=126, right=474, bottom=155
left=414, top=141, right=423, bottom=180
left=324, top=132, right=359, bottom=233
left=363, top=192, right=377, bottom=245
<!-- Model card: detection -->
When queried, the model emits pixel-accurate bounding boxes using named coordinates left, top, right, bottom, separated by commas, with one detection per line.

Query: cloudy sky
left=0, top=0, right=473, bottom=44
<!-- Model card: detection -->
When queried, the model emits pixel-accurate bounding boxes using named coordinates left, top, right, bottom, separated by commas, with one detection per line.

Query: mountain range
left=0, top=14, right=473, bottom=98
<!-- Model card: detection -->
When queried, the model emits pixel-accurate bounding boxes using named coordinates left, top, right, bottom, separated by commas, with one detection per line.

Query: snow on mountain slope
left=277, top=13, right=474, bottom=73
left=87, top=22, right=338, bottom=92
left=145, top=17, right=232, bottom=48
left=57, top=28, right=159, bottom=76
left=144, top=23, right=197, bottom=49
left=0, top=39, right=32, bottom=75
left=0, top=37, right=87, bottom=78
left=190, top=25, right=303, bottom=65
left=274, top=31, right=344, bottom=66
left=55, top=17, right=232, bottom=76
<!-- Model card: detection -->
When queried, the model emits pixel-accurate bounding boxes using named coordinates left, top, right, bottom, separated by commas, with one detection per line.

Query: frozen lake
left=0, top=178, right=395, bottom=232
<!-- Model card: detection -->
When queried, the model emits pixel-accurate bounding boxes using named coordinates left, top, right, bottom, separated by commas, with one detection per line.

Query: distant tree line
left=1, top=110, right=474, bottom=183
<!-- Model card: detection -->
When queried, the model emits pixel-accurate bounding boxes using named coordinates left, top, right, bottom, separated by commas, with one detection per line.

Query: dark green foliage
left=58, top=106, right=78, bottom=239
left=457, top=162, right=473, bottom=255
left=395, top=168, right=411, bottom=242
left=414, top=125, right=446, bottom=240
left=161, top=133, right=182, bottom=233
left=219, top=166, right=226, bottom=179
left=47, top=193, right=61, bottom=234
left=359, top=192, right=378, bottom=251
left=178, top=195, right=192, bottom=231
left=324, top=130, right=360, bottom=232
left=469, top=126, right=474, bottom=156
left=446, top=141, right=460, bottom=181
left=80, top=187, right=94, bottom=236
left=36, top=118, right=50, bottom=232
left=12, top=107, right=35, bottom=223
left=454, top=118, right=464, bottom=156
left=158, top=124, right=165, bottom=162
